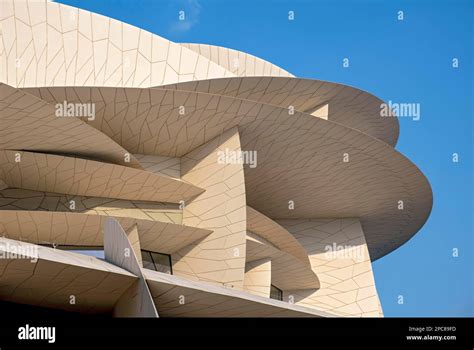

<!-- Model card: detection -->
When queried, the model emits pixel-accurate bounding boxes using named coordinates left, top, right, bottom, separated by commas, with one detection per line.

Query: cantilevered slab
left=159, top=77, right=399, bottom=146
left=0, top=83, right=142, bottom=168
left=17, top=86, right=324, bottom=157
left=0, top=210, right=212, bottom=253
left=133, top=154, right=181, bottom=179
left=0, top=188, right=182, bottom=224
left=0, top=150, right=204, bottom=203
left=180, top=43, right=294, bottom=78
left=21, top=83, right=397, bottom=156
left=21, top=86, right=278, bottom=157
left=246, top=232, right=320, bottom=290
left=0, top=237, right=136, bottom=313
left=144, top=269, right=334, bottom=317
left=247, top=206, right=310, bottom=265
left=238, top=114, right=432, bottom=260
left=18, top=86, right=431, bottom=259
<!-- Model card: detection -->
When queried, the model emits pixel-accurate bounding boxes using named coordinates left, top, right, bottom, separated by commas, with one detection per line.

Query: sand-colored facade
left=0, top=0, right=432, bottom=317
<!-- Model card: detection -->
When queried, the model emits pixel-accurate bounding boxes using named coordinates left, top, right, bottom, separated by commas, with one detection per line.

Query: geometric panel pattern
left=144, top=269, right=334, bottom=318
left=0, top=0, right=234, bottom=88
left=180, top=43, right=294, bottom=78
left=243, top=258, right=272, bottom=298
left=0, top=83, right=142, bottom=168
left=0, top=237, right=137, bottom=314
left=10, top=85, right=431, bottom=259
left=0, top=188, right=182, bottom=224
left=160, top=76, right=399, bottom=146
left=247, top=205, right=309, bottom=265
left=0, top=0, right=432, bottom=318
left=246, top=231, right=320, bottom=290
left=0, top=150, right=204, bottom=203
left=172, top=128, right=247, bottom=290
left=278, top=219, right=384, bottom=317
left=238, top=114, right=432, bottom=260
left=0, top=210, right=212, bottom=254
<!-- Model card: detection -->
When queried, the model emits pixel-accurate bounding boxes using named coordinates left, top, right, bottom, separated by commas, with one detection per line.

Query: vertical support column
left=278, top=218, right=383, bottom=317
left=173, top=127, right=247, bottom=290
left=243, top=258, right=272, bottom=298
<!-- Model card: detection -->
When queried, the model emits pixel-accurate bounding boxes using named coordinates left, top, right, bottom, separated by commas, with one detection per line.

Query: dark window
left=141, top=250, right=172, bottom=274
left=270, top=284, right=283, bottom=301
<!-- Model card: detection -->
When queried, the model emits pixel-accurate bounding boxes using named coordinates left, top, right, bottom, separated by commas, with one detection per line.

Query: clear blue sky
left=57, top=0, right=473, bottom=317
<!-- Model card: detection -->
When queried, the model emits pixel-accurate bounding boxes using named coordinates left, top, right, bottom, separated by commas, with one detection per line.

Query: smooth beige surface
left=0, top=237, right=136, bottom=313
left=134, top=154, right=181, bottom=179
left=104, top=218, right=141, bottom=276
left=114, top=279, right=158, bottom=317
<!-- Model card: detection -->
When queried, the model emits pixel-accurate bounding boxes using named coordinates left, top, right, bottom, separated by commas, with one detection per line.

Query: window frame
left=270, top=284, right=283, bottom=301
left=141, top=249, right=173, bottom=275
